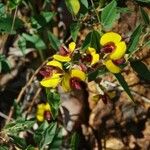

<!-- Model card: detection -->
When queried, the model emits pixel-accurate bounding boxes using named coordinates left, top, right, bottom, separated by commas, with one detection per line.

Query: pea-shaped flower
left=40, top=60, right=63, bottom=88
left=100, top=32, right=127, bottom=73
left=36, top=103, right=51, bottom=122
left=61, top=69, right=86, bottom=92
left=82, top=47, right=99, bottom=66
left=53, top=42, right=76, bottom=62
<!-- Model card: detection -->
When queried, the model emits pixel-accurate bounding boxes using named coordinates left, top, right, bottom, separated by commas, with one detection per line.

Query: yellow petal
left=70, top=69, right=86, bottom=81
left=100, top=32, right=121, bottom=46
left=91, top=53, right=99, bottom=66
left=104, top=59, right=121, bottom=74
left=36, top=115, right=44, bottom=122
left=40, top=74, right=61, bottom=88
left=53, top=54, right=71, bottom=62
left=44, top=103, right=51, bottom=111
left=61, top=73, right=71, bottom=92
left=87, top=47, right=96, bottom=54
left=47, top=60, right=62, bottom=70
left=110, top=41, right=126, bottom=60
left=69, top=42, right=76, bottom=52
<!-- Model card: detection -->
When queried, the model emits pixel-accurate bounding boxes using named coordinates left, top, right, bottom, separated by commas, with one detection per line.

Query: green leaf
left=47, top=91, right=60, bottom=119
left=71, top=132, right=79, bottom=150
left=10, top=135, right=27, bottom=149
left=140, top=7, right=150, bottom=25
left=0, top=145, right=9, bottom=150
left=88, top=67, right=107, bottom=81
left=114, top=73, right=135, bottom=103
left=143, top=40, right=150, bottom=48
left=0, top=3, right=5, bottom=17
left=82, top=30, right=100, bottom=51
left=18, top=36, right=26, bottom=55
left=40, top=123, right=57, bottom=149
left=41, top=11, right=56, bottom=23
left=25, top=145, right=35, bottom=150
left=101, top=0, right=118, bottom=29
left=49, top=128, right=62, bottom=149
left=48, top=32, right=61, bottom=51
left=127, top=25, right=143, bottom=55
left=4, top=119, right=34, bottom=135
left=65, top=0, right=80, bottom=15
left=34, top=121, right=49, bottom=144
left=80, top=0, right=88, bottom=9
left=22, top=33, right=46, bottom=50
left=0, top=16, right=23, bottom=33
left=130, top=60, right=150, bottom=81
left=8, top=0, right=22, bottom=9
left=70, top=22, right=80, bottom=42
left=136, top=0, right=150, bottom=4
left=1, top=60, right=10, bottom=73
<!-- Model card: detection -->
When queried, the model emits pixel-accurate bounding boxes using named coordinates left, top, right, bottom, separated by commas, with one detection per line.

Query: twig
left=0, top=112, right=13, bottom=121
left=26, top=88, right=42, bottom=114
left=5, top=56, right=52, bottom=124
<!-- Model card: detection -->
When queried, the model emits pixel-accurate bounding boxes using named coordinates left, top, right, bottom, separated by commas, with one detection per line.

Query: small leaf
left=71, top=132, right=79, bottom=150
left=47, top=91, right=60, bottom=119
left=0, top=145, right=9, bottom=150
left=1, top=60, right=10, bottom=73
left=40, top=123, right=57, bottom=149
left=88, top=67, right=107, bottom=81
left=65, top=0, right=80, bottom=15
left=136, top=0, right=150, bottom=4
left=80, top=0, right=88, bottom=9
left=101, top=0, right=118, bottom=29
left=140, top=7, right=150, bottom=25
left=114, top=73, right=135, bottom=102
left=41, top=11, right=56, bottom=23
left=10, top=135, right=27, bottom=149
left=25, top=145, right=35, bottom=150
left=82, top=30, right=100, bottom=51
left=130, top=60, right=150, bottom=81
left=127, top=25, right=143, bottom=55
left=48, top=32, right=61, bottom=51
left=70, top=22, right=80, bottom=42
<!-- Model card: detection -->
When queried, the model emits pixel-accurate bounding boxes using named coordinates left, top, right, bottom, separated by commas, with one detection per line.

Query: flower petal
left=40, top=74, right=62, bottom=88
left=104, top=59, right=121, bottom=74
left=109, top=41, right=126, bottom=60
left=100, top=32, right=122, bottom=46
left=87, top=47, right=96, bottom=54
left=47, top=60, right=63, bottom=70
left=69, top=42, right=76, bottom=52
left=44, top=103, right=51, bottom=111
left=70, top=69, right=86, bottom=81
left=61, top=73, right=71, bottom=92
left=91, top=53, right=99, bottom=66
left=36, top=115, right=44, bottom=122
left=53, top=54, right=71, bottom=62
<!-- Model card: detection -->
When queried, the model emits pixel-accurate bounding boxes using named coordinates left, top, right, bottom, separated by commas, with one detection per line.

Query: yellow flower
left=40, top=60, right=63, bottom=88
left=36, top=103, right=51, bottom=122
left=104, top=59, right=121, bottom=74
left=100, top=32, right=126, bottom=60
left=53, top=42, right=76, bottom=62
left=61, top=69, right=86, bottom=91
left=86, top=47, right=99, bottom=66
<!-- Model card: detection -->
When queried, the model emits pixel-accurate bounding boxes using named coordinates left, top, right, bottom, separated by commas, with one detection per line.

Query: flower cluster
left=39, top=32, right=127, bottom=90
left=37, top=32, right=127, bottom=122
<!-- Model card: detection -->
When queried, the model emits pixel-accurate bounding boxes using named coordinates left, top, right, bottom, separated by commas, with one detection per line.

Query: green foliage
left=82, top=30, right=101, bottom=50
left=127, top=25, right=143, bottom=55
left=8, top=0, right=23, bottom=10
left=65, top=0, right=80, bottom=15
left=70, top=22, right=80, bottom=42
left=34, top=122, right=61, bottom=150
left=101, top=0, right=118, bottom=29
left=140, top=7, right=150, bottom=25
left=48, top=32, right=61, bottom=51
left=47, top=91, right=60, bottom=119
left=71, top=132, right=79, bottom=150
left=130, top=60, right=150, bottom=81
left=0, top=54, right=10, bottom=73
left=115, top=73, right=135, bottom=103
left=135, top=0, right=150, bottom=4
left=0, top=145, right=9, bottom=150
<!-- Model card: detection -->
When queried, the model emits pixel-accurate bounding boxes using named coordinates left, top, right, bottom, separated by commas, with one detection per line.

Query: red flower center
left=39, top=65, right=53, bottom=78
left=70, top=77, right=82, bottom=90
left=113, top=58, right=125, bottom=65
left=59, top=46, right=70, bottom=56
left=82, top=54, right=92, bottom=63
left=101, top=43, right=115, bottom=53
left=44, top=110, right=51, bottom=121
